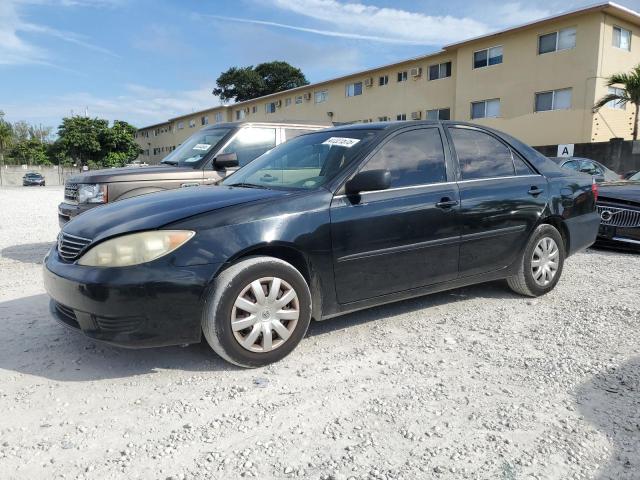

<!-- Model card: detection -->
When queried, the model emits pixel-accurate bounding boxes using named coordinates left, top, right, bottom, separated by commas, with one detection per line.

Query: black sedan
left=23, top=172, right=46, bottom=186
left=549, top=156, right=619, bottom=183
left=44, top=121, right=600, bottom=367
left=596, top=172, right=640, bottom=250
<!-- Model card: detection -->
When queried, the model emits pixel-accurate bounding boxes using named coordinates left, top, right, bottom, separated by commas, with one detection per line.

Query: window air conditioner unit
left=411, top=111, right=422, bottom=120
left=303, top=92, right=312, bottom=101
left=244, top=107, right=250, bottom=113
left=410, top=67, right=422, bottom=78
left=275, top=100, right=282, bottom=108
left=364, top=77, right=373, bottom=87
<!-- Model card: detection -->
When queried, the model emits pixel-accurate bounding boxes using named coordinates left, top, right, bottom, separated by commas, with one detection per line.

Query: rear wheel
left=507, top=224, right=565, bottom=297
left=202, top=256, right=311, bottom=368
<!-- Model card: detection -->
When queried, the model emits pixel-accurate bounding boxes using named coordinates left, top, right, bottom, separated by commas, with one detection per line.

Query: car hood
left=598, top=180, right=640, bottom=204
left=63, top=185, right=290, bottom=242
left=67, top=165, right=198, bottom=183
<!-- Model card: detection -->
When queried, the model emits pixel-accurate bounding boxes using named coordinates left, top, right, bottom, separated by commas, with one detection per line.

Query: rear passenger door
left=446, top=126, right=547, bottom=278
left=331, top=126, right=460, bottom=304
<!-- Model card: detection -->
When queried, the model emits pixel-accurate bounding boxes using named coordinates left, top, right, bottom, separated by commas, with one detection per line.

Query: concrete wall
left=0, top=165, right=77, bottom=187
left=534, top=138, right=640, bottom=174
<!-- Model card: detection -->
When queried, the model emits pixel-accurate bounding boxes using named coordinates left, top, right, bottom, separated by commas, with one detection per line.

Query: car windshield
left=160, top=128, right=232, bottom=167
left=222, top=129, right=378, bottom=190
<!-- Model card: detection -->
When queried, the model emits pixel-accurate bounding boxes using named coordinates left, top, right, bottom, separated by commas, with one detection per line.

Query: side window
left=284, top=128, right=317, bottom=141
left=221, top=127, right=276, bottom=167
left=449, top=128, right=515, bottom=180
left=579, top=160, right=601, bottom=175
left=513, top=154, right=534, bottom=175
left=563, top=160, right=579, bottom=171
left=360, top=128, right=447, bottom=188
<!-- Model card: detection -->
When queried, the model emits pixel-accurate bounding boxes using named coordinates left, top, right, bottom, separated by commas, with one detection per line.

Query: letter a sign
left=557, top=144, right=574, bottom=157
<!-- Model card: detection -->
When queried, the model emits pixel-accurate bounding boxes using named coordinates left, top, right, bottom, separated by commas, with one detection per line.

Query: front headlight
left=78, top=230, right=195, bottom=267
left=78, top=184, right=108, bottom=204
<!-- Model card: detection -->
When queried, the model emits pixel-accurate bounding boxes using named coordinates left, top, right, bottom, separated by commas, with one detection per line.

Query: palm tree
left=0, top=111, right=13, bottom=185
left=594, top=64, right=640, bottom=140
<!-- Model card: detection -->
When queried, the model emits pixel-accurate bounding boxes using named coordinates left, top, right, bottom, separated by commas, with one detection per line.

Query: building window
left=607, top=86, right=626, bottom=109
left=189, top=119, right=196, bottom=128
left=214, top=112, right=223, bottom=123
left=235, top=110, right=245, bottom=121
left=265, top=102, right=277, bottom=114
left=613, top=26, right=631, bottom=50
left=315, top=90, right=329, bottom=103
left=428, top=62, right=452, bottom=80
left=397, top=71, right=408, bottom=82
left=345, top=82, right=362, bottom=97
left=396, top=113, right=407, bottom=121
left=295, top=95, right=303, bottom=104
left=285, top=98, right=292, bottom=107
left=250, top=106, right=257, bottom=114
left=378, top=116, right=389, bottom=122
left=471, top=99, right=501, bottom=119
left=535, top=88, right=572, bottom=112
left=379, top=75, right=388, bottom=86
left=201, top=116, right=208, bottom=126
left=473, top=46, right=503, bottom=69
left=426, top=108, right=451, bottom=120
left=177, top=121, right=184, bottom=130
left=539, top=27, right=576, bottom=54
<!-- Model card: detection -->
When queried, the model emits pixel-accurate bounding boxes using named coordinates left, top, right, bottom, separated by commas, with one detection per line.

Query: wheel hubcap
left=531, top=237, right=559, bottom=287
left=231, top=277, right=299, bottom=353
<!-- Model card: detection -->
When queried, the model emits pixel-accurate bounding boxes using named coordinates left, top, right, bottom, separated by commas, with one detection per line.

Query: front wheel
left=202, top=256, right=312, bottom=368
left=507, top=224, right=565, bottom=297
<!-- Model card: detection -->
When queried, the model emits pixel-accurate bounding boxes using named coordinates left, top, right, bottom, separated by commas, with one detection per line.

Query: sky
left=2, top=0, right=640, bottom=130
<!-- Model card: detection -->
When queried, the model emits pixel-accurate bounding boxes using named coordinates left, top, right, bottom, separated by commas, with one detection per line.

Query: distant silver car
left=550, top=156, right=619, bottom=183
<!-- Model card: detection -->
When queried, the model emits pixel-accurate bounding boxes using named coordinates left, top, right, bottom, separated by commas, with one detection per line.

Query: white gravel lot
left=0, top=186, right=639, bottom=480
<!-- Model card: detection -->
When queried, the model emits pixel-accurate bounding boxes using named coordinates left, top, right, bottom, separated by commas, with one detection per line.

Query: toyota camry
left=44, top=121, right=601, bottom=367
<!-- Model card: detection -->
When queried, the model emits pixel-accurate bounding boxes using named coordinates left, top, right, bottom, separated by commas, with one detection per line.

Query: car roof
left=549, top=156, right=596, bottom=162
left=202, top=120, right=332, bottom=131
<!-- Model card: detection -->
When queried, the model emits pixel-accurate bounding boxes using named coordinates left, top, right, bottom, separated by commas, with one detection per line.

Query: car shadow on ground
left=1, top=242, right=54, bottom=264
left=575, top=356, right=640, bottom=479
left=307, top=280, right=519, bottom=338
left=0, top=282, right=520, bottom=382
left=0, top=294, right=240, bottom=382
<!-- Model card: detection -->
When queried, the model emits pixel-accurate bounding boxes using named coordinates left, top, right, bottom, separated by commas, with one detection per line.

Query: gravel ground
left=0, top=186, right=639, bottom=480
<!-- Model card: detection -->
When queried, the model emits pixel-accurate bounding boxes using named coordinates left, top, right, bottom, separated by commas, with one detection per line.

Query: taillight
left=591, top=180, right=598, bottom=203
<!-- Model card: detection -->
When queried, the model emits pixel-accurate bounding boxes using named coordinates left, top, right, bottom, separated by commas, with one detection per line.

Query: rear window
left=449, top=128, right=515, bottom=180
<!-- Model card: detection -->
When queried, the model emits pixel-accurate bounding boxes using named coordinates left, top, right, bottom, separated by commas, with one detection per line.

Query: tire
left=507, top=224, right=565, bottom=297
left=202, top=256, right=312, bottom=368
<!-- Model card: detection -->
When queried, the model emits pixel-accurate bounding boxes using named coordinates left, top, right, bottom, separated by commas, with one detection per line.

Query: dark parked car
left=550, top=156, right=619, bottom=183
left=44, top=121, right=600, bottom=367
left=23, top=172, right=45, bottom=186
left=58, top=121, right=328, bottom=227
left=596, top=171, right=640, bottom=250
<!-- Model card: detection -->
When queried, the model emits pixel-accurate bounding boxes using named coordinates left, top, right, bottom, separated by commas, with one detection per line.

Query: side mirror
left=214, top=152, right=239, bottom=169
left=345, top=169, right=391, bottom=195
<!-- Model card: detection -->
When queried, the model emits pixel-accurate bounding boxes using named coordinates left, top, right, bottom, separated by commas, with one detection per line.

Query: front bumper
left=43, top=246, right=223, bottom=348
left=58, top=202, right=100, bottom=228
left=596, top=224, right=640, bottom=250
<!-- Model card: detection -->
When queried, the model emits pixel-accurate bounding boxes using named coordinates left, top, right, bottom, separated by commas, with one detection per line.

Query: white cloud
left=264, top=0, right=491, bottom=45
left=0, top=0, right=118, bottom=67
left=2, top=84, right=222, bottom=128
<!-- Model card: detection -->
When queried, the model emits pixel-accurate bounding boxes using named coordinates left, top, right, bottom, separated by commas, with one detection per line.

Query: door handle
left=528, top=186, right=544, bottom=196
left=436, top=198, right=459, bottom=209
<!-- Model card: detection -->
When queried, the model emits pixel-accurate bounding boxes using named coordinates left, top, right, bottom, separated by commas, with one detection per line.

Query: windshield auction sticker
left=322, top=137, right=361, bottom=148
left=192, top=144, right=211, bottom=151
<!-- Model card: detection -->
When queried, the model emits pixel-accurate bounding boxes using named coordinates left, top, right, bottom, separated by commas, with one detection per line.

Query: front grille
left=64, top=183, right=79, bottom=202
left=57, top=232, right=92, bottom=262
left=597, top=205, right=640, bottom=228
left=54, top=302, right=80, bottom=329
left=95, top=316, right=144, bottom=334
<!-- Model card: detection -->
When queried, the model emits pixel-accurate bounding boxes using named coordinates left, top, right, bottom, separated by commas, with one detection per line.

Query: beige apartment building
left=135, top=2, right=640, bottom=164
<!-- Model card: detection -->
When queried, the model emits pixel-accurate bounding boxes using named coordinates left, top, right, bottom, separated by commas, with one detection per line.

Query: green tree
left=213, top=61, right=309, bottom=102
left=594, top=64, right=640, bottom=140
left=8, top=138, right=50, bottom=165
left=55, top=116, right=109, bottom=166
left=0, top=111, right=13, bottom=170
left=100, top=120, right=142, bottom=167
